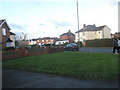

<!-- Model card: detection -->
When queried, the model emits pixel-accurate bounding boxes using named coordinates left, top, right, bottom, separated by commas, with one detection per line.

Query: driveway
left=2, top=69, right=118, bottom=88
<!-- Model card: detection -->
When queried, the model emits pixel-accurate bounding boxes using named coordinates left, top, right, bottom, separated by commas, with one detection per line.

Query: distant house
left=75, top=24, right=111, bottom=43
left=60, top=30, right=75, bottom=43
left=112, top=32, right=120, bottom=38
left=10, top=32, right=16, bottom=47
left=36, top=37, right=58, bottom=45
left=55, top=40, right=69, bottom=45
left=29, top=39, right=37, bottom=45
left=0, top=19, right=15, bottom=49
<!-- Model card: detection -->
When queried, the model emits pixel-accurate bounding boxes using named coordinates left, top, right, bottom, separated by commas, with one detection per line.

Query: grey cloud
left=49, top=20, right=72, bottom=27
left=39, top=23, right=45, bottom=26
left=10, top=23, right=27, bottom=30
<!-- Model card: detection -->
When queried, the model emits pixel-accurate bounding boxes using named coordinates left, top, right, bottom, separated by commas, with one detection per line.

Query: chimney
left=83, top=24, right=86, bottom=29
left=68, top=30, right=71, bottom=32
left=93, top=24, right=96, bottom=27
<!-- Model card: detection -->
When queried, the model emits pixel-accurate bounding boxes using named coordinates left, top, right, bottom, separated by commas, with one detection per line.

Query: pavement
left=2, top=69, right=118, bottom=88
left=79, top=48, right=112, bottom=53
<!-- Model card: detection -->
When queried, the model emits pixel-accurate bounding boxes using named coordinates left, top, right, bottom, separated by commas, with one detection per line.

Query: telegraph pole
left=76, top=0, right=80, bottom=41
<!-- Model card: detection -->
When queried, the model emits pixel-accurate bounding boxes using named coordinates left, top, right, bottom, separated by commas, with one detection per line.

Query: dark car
left=64, top=43, right=79, bottom=51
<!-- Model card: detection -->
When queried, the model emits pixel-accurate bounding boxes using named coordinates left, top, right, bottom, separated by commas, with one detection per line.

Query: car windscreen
left=67, top=44, right=77, bottom=46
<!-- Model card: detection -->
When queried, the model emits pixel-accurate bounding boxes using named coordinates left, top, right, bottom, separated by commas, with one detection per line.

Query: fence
left=2, top=48, right=64, bottom=60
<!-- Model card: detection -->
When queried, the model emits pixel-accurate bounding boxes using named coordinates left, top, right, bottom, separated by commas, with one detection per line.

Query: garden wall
left=2, top=48, right=64, bottom=60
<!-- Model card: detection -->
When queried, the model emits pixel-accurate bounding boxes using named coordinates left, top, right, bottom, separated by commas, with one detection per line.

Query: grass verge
left=3, top=52, right=118, bottom=81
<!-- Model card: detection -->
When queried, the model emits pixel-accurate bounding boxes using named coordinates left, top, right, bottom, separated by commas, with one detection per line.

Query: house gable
left=75, top=24, right=111, bottom=42
left=75, top=24, right=105, bottom=33
left=0, top=19, right=11, bottom=30
left=0, top=19, right=13, bottom=49
left=60, top=30, right=75, bottom=43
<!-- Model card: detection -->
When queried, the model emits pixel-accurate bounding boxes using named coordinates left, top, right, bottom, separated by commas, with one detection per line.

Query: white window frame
left=42, top=40, right=44, bottom=42
left=2, top=28, right=6, bottom=35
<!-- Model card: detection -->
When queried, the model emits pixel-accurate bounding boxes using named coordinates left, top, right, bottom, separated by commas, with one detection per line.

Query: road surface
left=2, top=69, right=118, bottom=88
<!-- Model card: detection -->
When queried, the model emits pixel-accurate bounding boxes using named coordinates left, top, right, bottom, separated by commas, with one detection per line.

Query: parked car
left=64, top=43, right=79, bottom=51
left=13, top=46, right=21, bottom=49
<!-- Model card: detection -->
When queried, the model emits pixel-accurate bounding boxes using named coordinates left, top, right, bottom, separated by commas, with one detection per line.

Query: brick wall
left=2, top=48, right=64, bottom=60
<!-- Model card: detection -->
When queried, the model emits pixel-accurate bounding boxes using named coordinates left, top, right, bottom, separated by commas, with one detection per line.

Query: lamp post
left=76, top=0, right=80, bottom=42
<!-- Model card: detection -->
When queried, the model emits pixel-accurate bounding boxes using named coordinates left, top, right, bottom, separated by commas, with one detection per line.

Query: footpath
left=79, top=47, right=112, bottom=53
left=2, top=69, right=118, bottom=88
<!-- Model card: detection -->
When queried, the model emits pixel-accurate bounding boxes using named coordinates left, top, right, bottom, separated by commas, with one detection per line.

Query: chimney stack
left=93, top=24, right=96, bottom=27
left=83, top=24, right=86, bottom=29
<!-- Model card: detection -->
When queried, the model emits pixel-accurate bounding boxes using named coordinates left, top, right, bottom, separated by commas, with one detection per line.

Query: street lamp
left=76, top=0, right=80, bottom=42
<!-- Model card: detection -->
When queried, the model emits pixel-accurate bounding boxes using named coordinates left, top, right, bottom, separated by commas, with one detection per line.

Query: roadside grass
left=2, top=52, right=118, bottom=81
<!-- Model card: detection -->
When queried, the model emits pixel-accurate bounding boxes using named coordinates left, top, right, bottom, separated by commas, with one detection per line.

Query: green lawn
left=3, top=52, right=118, bottom=81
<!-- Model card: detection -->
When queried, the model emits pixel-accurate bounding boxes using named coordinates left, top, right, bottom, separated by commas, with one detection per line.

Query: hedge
left=85, top=39, right=113, bottom=47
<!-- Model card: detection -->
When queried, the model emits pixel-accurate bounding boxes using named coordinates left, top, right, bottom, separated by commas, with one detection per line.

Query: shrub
left=5, top=47, right=15, bottom=51
left=85, top=39, right=113, bottom=47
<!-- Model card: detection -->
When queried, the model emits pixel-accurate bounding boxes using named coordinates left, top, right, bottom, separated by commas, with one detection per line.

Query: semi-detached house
left=75, top=24, right=111, bottom=43
left=0, top=19, right=15, bottom=50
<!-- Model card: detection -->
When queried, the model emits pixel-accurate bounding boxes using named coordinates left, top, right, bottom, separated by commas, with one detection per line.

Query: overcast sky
left=0, top=0, right=119, bottom=39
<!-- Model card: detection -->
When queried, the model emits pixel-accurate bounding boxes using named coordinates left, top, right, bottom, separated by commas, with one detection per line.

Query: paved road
left=2, top=69, right=118, bottom=88
left=79, top=48, right=113, bottom=53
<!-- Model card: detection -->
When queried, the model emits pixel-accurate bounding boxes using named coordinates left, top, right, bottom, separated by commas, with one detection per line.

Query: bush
left=85, top=39, right=113, bottom=47
left=77, top=41, right=83, bottom=47
left=5, top=47, right=15, bottom=51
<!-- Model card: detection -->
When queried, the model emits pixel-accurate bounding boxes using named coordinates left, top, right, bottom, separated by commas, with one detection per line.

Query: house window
left=51, top=40, right=53, bottom=41
left=6, top=43, right=12, bottom=47
left=42, top=40, right=44, bottom=42
left=2, top=28, right=6, bottom=35
left=83, top=32, right=85, bottom=36
left=37, top=40, right=39, bottom=42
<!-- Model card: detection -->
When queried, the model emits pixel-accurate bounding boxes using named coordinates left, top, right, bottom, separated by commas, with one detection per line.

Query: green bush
left=85, top=39, right=113, bottom=47
left=5, top=47, right=15, bottom=51
left=77, top=41, right=83, bottom=47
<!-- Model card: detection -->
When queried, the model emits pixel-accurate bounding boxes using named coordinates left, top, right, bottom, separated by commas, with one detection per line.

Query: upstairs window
left=83, top=32, right=85, bottom=36
left=42, top=40, right=44, bottom=42
left=2, top=28, right=6, bottom=35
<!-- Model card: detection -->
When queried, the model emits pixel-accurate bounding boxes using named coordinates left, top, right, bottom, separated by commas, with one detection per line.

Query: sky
left=0, top=0, right=119, bottom=39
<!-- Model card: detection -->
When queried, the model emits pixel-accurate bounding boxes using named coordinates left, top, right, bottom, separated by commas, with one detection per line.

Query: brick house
left=60, top=30, right=75, bottom=43
left=29, top=39, right=37, bottom=45
left=112, top=32, right=120, bottom=38
left=0, top=19, right=14, bottom=49
left=36, top=37, right=58, bottom=45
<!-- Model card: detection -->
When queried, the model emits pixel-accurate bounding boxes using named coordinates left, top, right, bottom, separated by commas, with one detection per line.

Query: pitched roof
left=115, top=32, right=120, bottom=34
left=0, top=19, right=5, bottom=25
left=0, top=19, right=11, bottom=30
left=75, top=25, right=106, bottom=33
left=60, top=30, right=75, bottom=36
left=6, top=38, right=13, bottom=42
left=37, top=37, right=58, bottom=40
left=10, top=32, right=16, bottom=35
